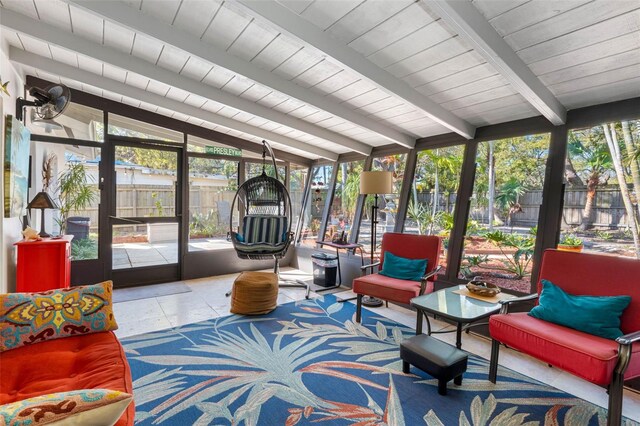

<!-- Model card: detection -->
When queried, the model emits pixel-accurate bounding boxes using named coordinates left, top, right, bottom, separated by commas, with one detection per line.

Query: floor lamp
left=359, top=171, right=393, bottom=307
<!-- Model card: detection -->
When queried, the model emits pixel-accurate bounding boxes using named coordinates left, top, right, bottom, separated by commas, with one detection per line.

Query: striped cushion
left=235, top=242, right=288, bottom=254
left=241, top=215, right=288, bottom=244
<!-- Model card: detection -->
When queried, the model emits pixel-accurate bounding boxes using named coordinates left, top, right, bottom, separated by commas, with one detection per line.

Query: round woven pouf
left=230, top=271, right=279, bottom=315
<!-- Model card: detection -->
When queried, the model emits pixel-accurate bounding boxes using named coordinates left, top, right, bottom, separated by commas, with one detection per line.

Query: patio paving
left=113, top=239, right=235, bottom=269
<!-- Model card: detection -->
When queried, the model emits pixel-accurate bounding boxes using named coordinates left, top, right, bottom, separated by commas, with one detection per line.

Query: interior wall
left=0, top=34, right=25, bottom=293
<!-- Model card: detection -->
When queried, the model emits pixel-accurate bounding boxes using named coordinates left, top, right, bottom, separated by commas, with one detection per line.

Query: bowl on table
left=466, top=280, right=501, bottom=297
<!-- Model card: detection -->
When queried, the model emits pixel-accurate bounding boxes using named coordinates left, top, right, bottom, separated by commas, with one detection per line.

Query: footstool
left=400, top=334, right=468, bottom=395
left=230, top=271, right=278, bottom=315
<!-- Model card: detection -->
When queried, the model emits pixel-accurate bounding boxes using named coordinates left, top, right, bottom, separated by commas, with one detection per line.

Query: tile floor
left=113, top=268, right=640, bottom=422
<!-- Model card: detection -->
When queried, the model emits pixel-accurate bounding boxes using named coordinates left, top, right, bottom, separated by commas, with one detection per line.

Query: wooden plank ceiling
left=1, top=0, right=638, bottom=159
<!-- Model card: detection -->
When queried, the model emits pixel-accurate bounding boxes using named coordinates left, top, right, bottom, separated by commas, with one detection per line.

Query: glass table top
left=411, top=285, right=503, bottom=322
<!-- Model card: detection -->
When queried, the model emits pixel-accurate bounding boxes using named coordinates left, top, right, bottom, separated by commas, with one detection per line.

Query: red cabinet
left=15, top=236, right=73, bottom=292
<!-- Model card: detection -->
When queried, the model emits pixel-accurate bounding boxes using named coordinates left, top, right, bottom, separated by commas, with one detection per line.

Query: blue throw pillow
left=236, top=233, right=244, bottom=243
left=379, top=252, right=427, bottom=282
left=529, top=280, right=631, bottom=339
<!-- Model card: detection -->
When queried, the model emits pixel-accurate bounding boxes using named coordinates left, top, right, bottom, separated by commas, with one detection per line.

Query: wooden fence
left=70, top=184, right=307, bottom=235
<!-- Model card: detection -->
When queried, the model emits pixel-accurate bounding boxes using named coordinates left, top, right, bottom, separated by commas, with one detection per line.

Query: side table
left=411, top=285, right=508, bottom=349
left=315, top=241, right=364, bottom=301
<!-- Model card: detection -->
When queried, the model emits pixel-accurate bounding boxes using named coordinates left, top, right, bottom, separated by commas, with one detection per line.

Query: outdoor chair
left=353, top=233, right=442, bottom=323
left=488, top=249, right=640, bottom=426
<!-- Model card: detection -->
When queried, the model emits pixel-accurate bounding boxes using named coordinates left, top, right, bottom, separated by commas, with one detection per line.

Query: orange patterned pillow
left=0, top=389, right=132, bottom=425
left=0, top=281, right=118, bottom=352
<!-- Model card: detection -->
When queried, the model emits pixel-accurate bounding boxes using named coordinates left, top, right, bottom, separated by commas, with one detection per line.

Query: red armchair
left=353, top=233, right=442, bottom=323
left=488, top=249, right=640, bottom=426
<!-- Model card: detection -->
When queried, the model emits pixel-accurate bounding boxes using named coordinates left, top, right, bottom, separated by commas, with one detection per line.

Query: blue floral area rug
left=122, top=295, right=634, bottom=425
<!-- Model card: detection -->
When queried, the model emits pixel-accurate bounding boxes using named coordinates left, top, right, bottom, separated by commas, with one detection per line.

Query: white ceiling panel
left=344, top=88, right=389, bottom=109
left=366, top=19, right=454, bottom=69
left=201, top=4, right=252, bottom=50
left=180, top=56, right=214, bottom=81
left=156, top=44, right=190, bottom=73
left=183, top=93, right=208, bottom=108
left=2, top=30, right=23, bottom=48
left=250, top=35, right=302, bottom=74
left=416, top=63, right=498, bottom=95
left=34, top=0, right=71, bottom=31
left=428, top=74, right=509, bottom=104
left=385, top=36, right=471, bottom=79
left=239, top=84, right=272, bottom=102
left=77, top=54, right=103, bottom=75
left=471, top=0, right=528, bottom=21
left=1, top=0, right=39, bottom=20
left=69, top=4, right=103, bottom=44
left=227, top=20, right=279, bottom=62
left=103, top=20, right=135, bottom=53
left=123, top=71, right=149, bottom=90
left=272, top=47, right=324, bottom=81
left=327, top=79, right=376, bottom=103
left=146, top=79, right=171, bottom=96
left=298, top=0, right=361, bottom=31
left=49, top=44, right=77, bottom=66
left=403, top=51, right=486, bottom=89
left=516, top=9, right=640, bottom=64
left=131, top=33, right=164, bottom=64
left=272, top=98, right=305, bottom=114
left=559, top=76, right=640, bottom=109
left=202, top=66, right=235, bottom=88
left=539, top=51, right=640, bottom=87
left=172, top=0, right=223, bottom=39
left=549, top=64, right=640, bottom=97
left=325, top=0, right=413, bottom=44
left=440, top=85, right=517, bottom=112
left=348, top=3, right=436, bottom=57
left=527, top=31, right=640, bottom=76
left=19, top=33, right=52, bottom=58
left=310, top=70, right=360, bottom=95
left=220, top=75, right=255, bottom=96
left=293, top=59, right=342, bottom=89
left=140, top=0, right=182, bottom=25
left=102, top=63, right=127, bottom=83
left=504, top=1, right=639, bottom=52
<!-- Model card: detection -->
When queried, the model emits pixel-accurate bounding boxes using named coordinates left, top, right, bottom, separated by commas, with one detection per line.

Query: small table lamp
left=360, top=171, right=393, bottom=307
left=27, top=192, right=59, bottom=237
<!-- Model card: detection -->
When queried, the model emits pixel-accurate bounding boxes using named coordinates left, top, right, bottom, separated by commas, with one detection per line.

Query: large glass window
left=28, top=103, right=104, bottom=142
left=245, top=161, right=286, bottom=184
left=108, top=113, right=183, bottom=143
left=459, top=134, right=550, bottom=292
left=404, top=146, right=465, bottom=274
left=324, top=160, right=364, bottom=241
left=359, top=154, right=407, bottom=254
left=31, top=142, right=101, bottom=261
left=290, top=164, right=308, bottom=234
left=562, top=119, right=640, bottom=260
left=188, top=157, right=239, bottom=251
left=299, top=164, right=333, bottom=246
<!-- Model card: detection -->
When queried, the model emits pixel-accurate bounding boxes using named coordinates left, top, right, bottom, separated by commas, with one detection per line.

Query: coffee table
left=411, top=285, right=506, bottom=349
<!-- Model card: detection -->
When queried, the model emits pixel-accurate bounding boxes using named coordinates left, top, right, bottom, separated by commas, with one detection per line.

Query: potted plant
left=558, top=233, right=583, bottom=252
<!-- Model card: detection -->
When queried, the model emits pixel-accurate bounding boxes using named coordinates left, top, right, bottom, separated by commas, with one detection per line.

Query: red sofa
left=489, top=249, right=640, bottom=426
left=0, top=331, right=134, bottom=426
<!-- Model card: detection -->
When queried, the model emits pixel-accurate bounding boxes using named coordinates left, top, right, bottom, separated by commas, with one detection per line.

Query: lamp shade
left=27, top=191, right=59, bottom=209
left=360, top=171, right=393, bottom=195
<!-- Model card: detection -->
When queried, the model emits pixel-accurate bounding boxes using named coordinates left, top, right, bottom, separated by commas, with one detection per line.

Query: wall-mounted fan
left=16, top=84, right=71, bottom=122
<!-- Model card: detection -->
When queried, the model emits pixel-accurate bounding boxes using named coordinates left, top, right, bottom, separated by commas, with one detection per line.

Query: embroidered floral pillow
left=0, top=389, right=132, bottom=426
left=0, top=281, right=118, bottom=352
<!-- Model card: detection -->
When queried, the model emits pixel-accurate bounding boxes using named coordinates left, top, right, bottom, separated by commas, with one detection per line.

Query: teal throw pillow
left=379, top=252, right=427, bottom=282
left=236, top=233, right=244, bottom=243
left=528, top=279, right=631, bottom=339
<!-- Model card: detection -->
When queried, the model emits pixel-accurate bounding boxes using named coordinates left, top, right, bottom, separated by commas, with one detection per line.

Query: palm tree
left=603, top=123, right=640, bottom=258
left=567, top=130, right=612, bottom=231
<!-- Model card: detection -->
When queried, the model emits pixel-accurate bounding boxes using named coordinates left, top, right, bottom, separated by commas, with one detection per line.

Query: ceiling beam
left=64, top=0, right=415, bottom=149
left=0, top=9, right=370, bottom=156
left=235, top=0, right=476, bottom=140
left=10, top=48, right=339, bottom=161
left=425, top=0, right=566, bottom=125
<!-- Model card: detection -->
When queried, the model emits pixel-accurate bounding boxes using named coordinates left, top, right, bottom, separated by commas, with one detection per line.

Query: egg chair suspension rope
left=227, top=140, right=310, bottom=298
